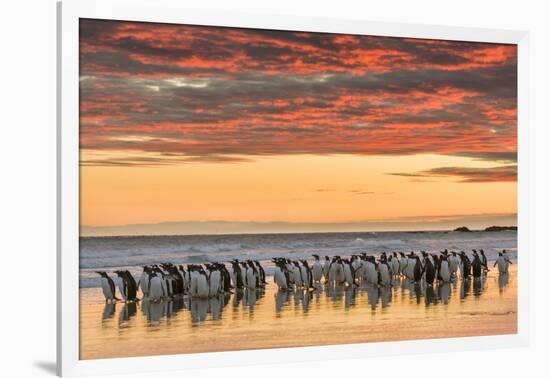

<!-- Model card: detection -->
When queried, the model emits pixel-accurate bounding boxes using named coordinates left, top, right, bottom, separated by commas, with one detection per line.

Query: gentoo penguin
left=405, top=252, right=416, bottom=281
left=472, top=252, right=482, bottom=279
left=413, top=256, right=424, bottom=283
left=423, top=257, right=435, bottom=285
left=292, top=261, right=303, bottom=287
left=301, top=260, right=315, bottom=289
left=245, top=261, right=258, bottom=289
left=479, top=250, right=489, bottom=272
left=494, top=252, right=510, bottom=274
left=364, top=256, right=378, bottom=285
left=398, top=252, right=408, bottom=276
left=460, top=252, right=471, bottom=279
left=391, top=252, right=400, bottom=278
left=148, top=272, right=165, bottom=302
left=95, top=271, right=119, bottom=302
left=333, top=257, right=345, bottom=285
left=114, top=270, right=138, bottom=302
left=312, top=255, right=323, bottom=283
left=449, top=252, right=459, bottom=277
left=207, top=264, right=222, bottom=296
left=322, top=256, right=331, bottom=282
left=196, top=268, right=210, bottom=298
left=342, top=259, right=356, bottom=287
left=138, top=266, right=151, bottom=298
left=378, top=258, right=391, bottom=286
left=254, top=260, right=267, bottom=286
left=273, top=259, right=289, bottom=291
left=439, top=255, right=451, bottom=282
left=230, top=260, right=244, bottom=290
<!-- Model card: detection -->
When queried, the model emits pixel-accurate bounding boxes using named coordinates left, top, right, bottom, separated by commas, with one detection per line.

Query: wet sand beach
left=80, top=265, right=516, bottom=360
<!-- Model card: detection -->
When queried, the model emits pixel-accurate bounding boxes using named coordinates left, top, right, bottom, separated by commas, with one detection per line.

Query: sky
left=79, top=19, right=517, bottom=236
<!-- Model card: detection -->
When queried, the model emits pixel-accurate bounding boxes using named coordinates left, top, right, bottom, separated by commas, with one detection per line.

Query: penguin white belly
left=497, top=258, right=508, bottom=273
left=274, top=268, right=287, bottom=289
left=343, top=264, right=353, bottom=285
left=322, top=263, right=330, bottom=280
left=399, top=260, right=407, bottom=275
left=149, top=277, right=164, bottom=301
left=246, top=269, right=256, bottom=289
left=440, top=261, right=451, bottom=282
left=196, top=275, right=209, bottom=298
left=312, top=263, right=322, bottom=282
left=328, top=264, right=336, bottom=284
left=209, top=271, right=221, bottom=296
left=100, top=277, right=114, bottom=300
left=379, top=264, right=390, bottom=285
left=449, top=258, right=459, bottom=273
left=406, top=259, right=416, bottom=279
left=392, top=260, right=399, bottom=276
left=366, top=263, right=377, bottom=284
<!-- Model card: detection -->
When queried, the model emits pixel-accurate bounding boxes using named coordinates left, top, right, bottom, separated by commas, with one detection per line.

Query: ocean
left=79, top=230, right=517, bottom=289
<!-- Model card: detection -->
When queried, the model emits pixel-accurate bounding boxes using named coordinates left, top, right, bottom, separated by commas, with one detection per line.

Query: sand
left=80, top=265, right=517, bottom=360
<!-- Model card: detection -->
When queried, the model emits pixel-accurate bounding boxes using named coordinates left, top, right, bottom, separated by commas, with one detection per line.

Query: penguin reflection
left=379, top=285, right=392, bottom=308
left=344, top=287, right=357, bottom=309
left=118, top=301, right=137, bottom=325
left=366, top=285, right=379, bottom=310
left=498, top=273, right=509, bottom=291
left=275, top=290, right=290, bottom=313
left=102, top=302, right=116, bottom=321
left=473, top=277, right=484, bottom=296
left=424, top=285, right=436, bottom=306
left=438, top=282, right=451, bottom=304
left=460, top=278, right=471, bottom=300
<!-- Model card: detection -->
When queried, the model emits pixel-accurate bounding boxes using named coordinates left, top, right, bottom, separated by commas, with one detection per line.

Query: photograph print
left=79, top=18, right=518, bottom=360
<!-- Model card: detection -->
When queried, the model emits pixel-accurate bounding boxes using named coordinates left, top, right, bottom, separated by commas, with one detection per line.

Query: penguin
left=114, top=271, right=130, bottom=302
left=378, top=258, right=391, bottom=286
left=364, top=256, right=378, bottom=285
left=148, top=272, right=165, bottom=302
left=479, top=250, right=489, bottom=272
left=292, top=261, right=303, bottom=288
left=138, top=266, right=150, bottom=298
left=312, top=255, right=323, bottom=283
left=273, top=259, right=289, bottom=291
left=95, top=271, right=119, bottom=302
left=208, top=265, right=222, bottom=296
left=405, top=252, right=416, bottom=281
left=342, top=259, right=355, bottom=287
left=333, top=257, right=345, bottom=285
left=322, top=256, right=331, bottom=282
left=472, top=252, right=482, bottom=279
left=254, top=260, right=267, bottom=285
left=449, top=252, right=459, bottom=277
left=230, top=260, right=244, bottom=290
left=196, top=269, right=210, bottom=298
left=391, top=252, right=400, bottom=278
left=301, top=260, right=314, bottom=289
left=423, top=257, right=435, bottom=285
left=494, top=252, right=510, bottom=274
left=460, top=252, right=471, bottom=279
left=245, top=261, right=258, bottom=289
left=439, top=256, right=451, bottom=282
left=413, top=256, right=424, bottom=283
left=398, top=252, right=408, bottom=277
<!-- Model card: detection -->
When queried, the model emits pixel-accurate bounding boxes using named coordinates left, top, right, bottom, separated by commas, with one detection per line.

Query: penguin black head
left=95, top=271, right=107, bottom=278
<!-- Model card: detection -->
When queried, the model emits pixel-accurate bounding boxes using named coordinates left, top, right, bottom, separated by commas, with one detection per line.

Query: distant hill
left=454, top=226, right=472, bottom=232
left=484, top=226, right=518, bottom=232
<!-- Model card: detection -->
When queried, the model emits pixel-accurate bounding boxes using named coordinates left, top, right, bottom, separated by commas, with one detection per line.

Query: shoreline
left=80, top=266, right=517, bottom=360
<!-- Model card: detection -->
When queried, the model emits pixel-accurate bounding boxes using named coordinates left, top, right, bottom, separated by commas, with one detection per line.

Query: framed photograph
left=57, top=0, right=529, bottom=376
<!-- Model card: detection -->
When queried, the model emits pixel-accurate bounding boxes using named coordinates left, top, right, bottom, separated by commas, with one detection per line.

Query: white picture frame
left=57, top=0, right=530, bottom=376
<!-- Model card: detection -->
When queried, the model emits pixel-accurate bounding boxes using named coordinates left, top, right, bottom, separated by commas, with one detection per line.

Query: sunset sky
left=79, top=19, right=517, bottom=235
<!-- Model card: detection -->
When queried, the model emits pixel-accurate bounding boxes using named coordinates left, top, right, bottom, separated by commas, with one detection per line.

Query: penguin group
left=96, top=260, right=266, bottom=303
